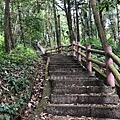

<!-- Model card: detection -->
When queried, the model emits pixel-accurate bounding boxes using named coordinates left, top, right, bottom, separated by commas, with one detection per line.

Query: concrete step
left=49, top=68, right=83, bottom=72
left=45, top=104, right=120, bottom=119
left=49, top=61, right=79, bottom=64
left=49, top=74, right=96, bottom=80
left=51, top=79, right=104, bottom=87
left=49, top=65, right=82, bottom=68
left=49, top=55, right=73, bottom=58
left=49, top=71, right=87, bottom=75
left=52, top=86, right=114, bottom=94
left=48, top=116, right=119, bottom=120
left=50, top=94, right=119, bottom=104
left=49, top=64, right=83, bottom=69
left=49, top=60, right=78, bottom=63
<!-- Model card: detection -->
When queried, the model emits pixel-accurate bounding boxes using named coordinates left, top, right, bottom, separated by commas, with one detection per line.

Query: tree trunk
left=117, top=5, right=120, bottom=36
left=75, top=0, right=80, bottom=42
left=117, top=4, right=120, bottom=46
left=88, top=0, right=93, bottom=37
left=10, top=0, right=16, bottom=48
left=45, top=1, right=54, bottom=49
left=53, top=0, right=61, bottom=48
left=109, top=11, right=116, bottom=42
left=57, top=15, right=61, bottom=45
left=97, top=0, right=104, bottom=29
left=90, top=0, right=108, bottom=51
left=64, top=0, right=76, bottom=44
left=9, top=18, right=16, bottom=49
left=18, top=3, right=25, bottom=47
left=4, top=0, right=11, bottom=53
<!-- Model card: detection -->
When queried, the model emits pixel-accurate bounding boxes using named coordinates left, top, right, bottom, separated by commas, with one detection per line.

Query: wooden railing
left=45, top=41, right=120, bottom=87
left=45, top=45, right=72, bottom=55
left=72, top=41, right=120, bottom=87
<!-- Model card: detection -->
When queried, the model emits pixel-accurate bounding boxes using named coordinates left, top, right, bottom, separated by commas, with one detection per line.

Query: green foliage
left=107, top=38, right=120, bottom=56
left=23, top=15, right=44, bottom=40
left=81, top=37, right=102, bottom=49
left=0, top=42, right=39, bottom=118
left=0, top=44, right=37, bottom=64
left=0, top=35, right=4, bottom=51
left=0, top=114, right=10, bottom=120
left=0, top=104, right=18, bottom=115
left=98, top=0, right=117, bottom=12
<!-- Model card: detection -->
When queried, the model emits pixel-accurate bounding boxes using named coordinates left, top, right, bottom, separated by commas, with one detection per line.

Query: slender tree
left=17, top=2, right=25, bottom=47
left=45, top=0, right=54, bottom=48
left=53, top=0, right=61, bottom=48
left=57, top=15, right=61, bottom=45
left=64, top=0, right=76, bottom=44
left=75, top=0, right=80, bottom=42
left=109, top=11, right=116, bottom=41
left=88, top=0, right=93, bottom=37
left=4, top=0, right=11, bottom=53
left=90, top=0, right=108, bottom=51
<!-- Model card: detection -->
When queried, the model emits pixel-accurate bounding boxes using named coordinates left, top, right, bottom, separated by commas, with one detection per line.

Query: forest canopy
left=0, top=0, right=120, bottom=54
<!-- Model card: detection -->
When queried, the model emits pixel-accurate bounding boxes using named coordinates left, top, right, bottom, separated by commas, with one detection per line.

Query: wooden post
left=67, top=46, right=69, bottom=56
left=106, top=46, right=115, bottom=87
left=86, top=45, right=92, bottom=72
left=50, top=48, right=52, bottom=53
left=72, top=41, right=76, bottom=57
left=60, top=46, right=62, bottom=54
left=77, top=42, right=81, bottom=61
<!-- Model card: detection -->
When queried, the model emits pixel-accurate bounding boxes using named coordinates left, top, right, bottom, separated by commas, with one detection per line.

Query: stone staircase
left=44, top=54, right=120, bottom=119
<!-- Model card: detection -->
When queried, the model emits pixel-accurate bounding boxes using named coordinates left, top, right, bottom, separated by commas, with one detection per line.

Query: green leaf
left=4, top=115, right=10, bottom=120
left=0, top=107, right=4, bottom=112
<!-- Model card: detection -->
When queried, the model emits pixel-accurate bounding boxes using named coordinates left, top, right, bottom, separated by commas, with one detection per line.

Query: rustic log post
left=56, top=47, right=58, bottom=53
left=77, top=42, right=81, bottom=61
left=72, top=41, right=76, bottom=57
left=67, top=46, right=69, bottom=56
left=50, top=48, right=52, bottom=53
left=86, top=45, right=92, bottom=72
left=105, top=46, right=115, bottom=87
left=60, top=46, right=63, bottom=54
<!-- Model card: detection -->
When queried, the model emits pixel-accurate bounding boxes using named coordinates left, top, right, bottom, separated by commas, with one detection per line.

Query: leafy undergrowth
left=0, top=45, right=47, bottom=120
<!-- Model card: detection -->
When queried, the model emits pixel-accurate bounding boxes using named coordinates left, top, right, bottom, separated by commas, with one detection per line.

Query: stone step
left=49, top=71, right=87, bottom=75
left=47, top=116, right=119, bottom=120
left=50, top=94, right=119, bottom=104
left=50, top=58, right=74, bottom=61
left=49, top=60, right=79, bottom=64
left=50, top=55, right=73, bottom=58
left=52, top=86, right=114, bottom=94
left=45, top=104, right=120, bottom=119
left=49, top=74, right=96, bottom=80
left=49, top=68, right=83, bottom=72
left=49, top=60, right=79, bottom=62
left=51, top=79, right=104, bottom=87
left=49, top=65, right=82, bottom=68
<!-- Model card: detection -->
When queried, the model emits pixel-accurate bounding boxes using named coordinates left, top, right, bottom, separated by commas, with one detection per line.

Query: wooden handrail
left=78, top=51, right=86, bottom=58
left=45, top=44, right=72, bottom=54
left=88, top=58, right=106, bottom=67
left=108, top=52, right=120, bottom=66
left=88, top=48, right=105, bottom=55
left=72, top=41, right=120, bottom=87
left=109, top=64, right=120, bottom=85
left=45, top=41, right=120, bottom=87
